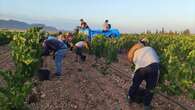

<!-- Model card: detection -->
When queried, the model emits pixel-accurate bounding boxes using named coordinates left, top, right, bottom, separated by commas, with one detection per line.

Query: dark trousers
left=128, top=63, right=159, bottom=106
left=76, top=47, right=86, bottom=61
left=76, top=48, right=84, bottom=58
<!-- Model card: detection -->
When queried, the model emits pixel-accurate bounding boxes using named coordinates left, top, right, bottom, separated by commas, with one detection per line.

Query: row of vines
left=73, top=33, right=195, bottom=99
left=0, top=27, right=44, bottom=110
left=0, top=30, right=194, bottom=109
left=0, top=31, right=14, bottom=45
left=118, top=34, right=195, bottom=98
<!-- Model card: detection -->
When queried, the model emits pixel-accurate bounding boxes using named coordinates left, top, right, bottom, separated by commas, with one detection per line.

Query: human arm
left=84, top=42, right=89, bottom=49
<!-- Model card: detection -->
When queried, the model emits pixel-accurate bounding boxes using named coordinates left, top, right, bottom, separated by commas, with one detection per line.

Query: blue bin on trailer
left=79, top=28, right=120, bottom=41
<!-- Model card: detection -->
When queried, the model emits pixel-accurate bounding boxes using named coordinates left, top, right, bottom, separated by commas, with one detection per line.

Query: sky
left=0, top=0, right=195, bottom=33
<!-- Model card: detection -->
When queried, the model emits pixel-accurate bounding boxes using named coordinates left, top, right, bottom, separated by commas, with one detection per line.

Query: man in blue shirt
left=42, top=34, right=68, bottom=78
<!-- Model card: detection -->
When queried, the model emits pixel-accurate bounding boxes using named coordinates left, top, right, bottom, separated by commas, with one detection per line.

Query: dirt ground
left=0, top=45, right=195, bottom=110
left=0, top=45, right=14, bottom=70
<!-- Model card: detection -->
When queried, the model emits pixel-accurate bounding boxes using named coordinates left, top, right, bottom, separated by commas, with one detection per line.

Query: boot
left=144, top=105, right=152, bottom=110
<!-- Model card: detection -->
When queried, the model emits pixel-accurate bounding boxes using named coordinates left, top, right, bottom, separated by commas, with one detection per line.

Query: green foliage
left=1, top=29, right=194, bottom=107
left=72, top=33, right=87, bottom=45
left=11, top=27, right=43, bottom=78
left=116, top=35, right=139, bottom=51
left=0, top=27, right=43, bottom=110
left=147, top=35, right=195, bottom=96
left=119, top=34, right=195, bottom=97
left=104, top=38, right=118, bottom=64
left=0, top=70, right=32, bottom=110
left=0, top=31, right=14, bottom=45
left=188, top=89, right=195, bottom=99
left=91, top=35, right=107, bottom=58
left=90, top=35, right=118, bottom=64
left=70, top=33, right=195, bottom=98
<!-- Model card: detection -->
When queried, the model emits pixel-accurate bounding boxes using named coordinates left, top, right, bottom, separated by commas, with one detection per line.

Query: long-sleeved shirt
left=133, top=46, right=159, bottom=72
left=42, top=38, right=67, bottom=56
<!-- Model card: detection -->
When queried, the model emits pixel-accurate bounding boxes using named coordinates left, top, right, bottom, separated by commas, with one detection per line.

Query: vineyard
left=0, top=31, right=13, bottom=45
left=0, top=28, right=43, bottom=110
left=0, top=28, right=195, bottom=110
left=73, top=33, right=195, bottom=97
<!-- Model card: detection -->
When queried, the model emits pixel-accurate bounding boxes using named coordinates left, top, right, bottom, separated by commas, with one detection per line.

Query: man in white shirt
left=127, top=38, right=160, bottom=110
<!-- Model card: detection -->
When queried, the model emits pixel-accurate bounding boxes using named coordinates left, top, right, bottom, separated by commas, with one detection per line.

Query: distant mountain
left=0, top=19, right=58, bottom=32
left=30, top=23, right=58, bottom=32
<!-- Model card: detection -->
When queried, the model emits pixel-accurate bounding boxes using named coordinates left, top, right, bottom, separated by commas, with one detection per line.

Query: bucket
left=38, top=69, right=50, bottom=81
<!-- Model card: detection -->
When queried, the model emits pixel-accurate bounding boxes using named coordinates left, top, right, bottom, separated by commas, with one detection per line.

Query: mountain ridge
left=0, top=19, right=59, bottom=32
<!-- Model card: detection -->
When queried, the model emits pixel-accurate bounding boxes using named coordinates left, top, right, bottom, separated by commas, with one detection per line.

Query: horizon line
left=0, top=18, right=194, bottom=34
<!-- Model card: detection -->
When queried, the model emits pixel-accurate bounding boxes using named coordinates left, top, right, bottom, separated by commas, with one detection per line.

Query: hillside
left=0, top=19, right=58, bottom=32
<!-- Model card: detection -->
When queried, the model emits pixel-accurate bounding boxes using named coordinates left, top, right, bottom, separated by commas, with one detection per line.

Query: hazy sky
left=0, top=0, right=195, bottom=33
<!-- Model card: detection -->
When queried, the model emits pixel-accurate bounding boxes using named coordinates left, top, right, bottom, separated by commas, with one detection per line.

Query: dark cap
left=58, top=31, right=62, bottom=35
left=80, top=19, right=84, bottom=21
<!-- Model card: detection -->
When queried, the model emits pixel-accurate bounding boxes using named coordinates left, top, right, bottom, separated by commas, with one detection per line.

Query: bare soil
left=0, top=45, right=194, bottom=110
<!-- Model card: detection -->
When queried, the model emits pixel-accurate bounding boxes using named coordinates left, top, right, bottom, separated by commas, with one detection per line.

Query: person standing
left=80, top=19, right=89, bottom=29
left=127, top=38, right=160, bottom=110
left=103, top=19, right=111, bottom=32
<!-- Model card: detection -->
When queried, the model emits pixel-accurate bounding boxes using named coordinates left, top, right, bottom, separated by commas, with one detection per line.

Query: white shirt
left=75, top=41, right=85, bottom=48
left=133, top=46, right=159, bottom=72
